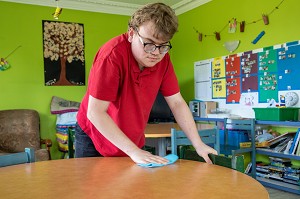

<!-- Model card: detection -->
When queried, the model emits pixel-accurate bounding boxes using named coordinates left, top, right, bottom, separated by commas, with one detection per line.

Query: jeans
left=75, top=123, right=102, bottom=158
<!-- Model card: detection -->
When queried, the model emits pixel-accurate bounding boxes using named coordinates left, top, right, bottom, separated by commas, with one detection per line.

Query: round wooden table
left=0, top=157, right=269, bottom=199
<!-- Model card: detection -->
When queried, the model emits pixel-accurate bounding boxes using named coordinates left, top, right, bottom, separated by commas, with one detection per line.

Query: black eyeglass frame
left=135, top=29, right=172, bottom=54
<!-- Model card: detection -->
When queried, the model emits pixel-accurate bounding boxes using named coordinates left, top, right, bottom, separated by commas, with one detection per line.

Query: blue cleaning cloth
left=137, top=154, right=178, bottom=168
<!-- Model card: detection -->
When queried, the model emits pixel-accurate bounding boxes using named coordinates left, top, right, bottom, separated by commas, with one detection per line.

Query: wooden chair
left=171, top=127, right=220, bottom=157
left=0, top=148, right=35, bottom=167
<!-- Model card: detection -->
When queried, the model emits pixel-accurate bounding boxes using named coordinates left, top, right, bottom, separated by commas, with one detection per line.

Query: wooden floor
left=266, top=187, right=299, bottom=199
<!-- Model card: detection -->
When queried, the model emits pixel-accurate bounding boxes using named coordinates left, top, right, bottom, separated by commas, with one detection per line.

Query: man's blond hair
left=128, top=3, right=178, bottom=41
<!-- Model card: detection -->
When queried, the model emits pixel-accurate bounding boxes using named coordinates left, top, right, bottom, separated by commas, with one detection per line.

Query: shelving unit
left=194, top=117, right=300, bottom=194
left=193, top=117, right=224, bottom=123
left=256, top=176, right=299, bottom=194
left=194, top=117, right=257, bottom=178
left=256, top=148, right=300, bottom=161
left=256, top=120, right=300, bottom=195
left=256, top=120, right=300, bottom=127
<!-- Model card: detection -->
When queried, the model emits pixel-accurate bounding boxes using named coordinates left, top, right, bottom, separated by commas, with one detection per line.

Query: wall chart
left=195, top=40, right=300, bottom=105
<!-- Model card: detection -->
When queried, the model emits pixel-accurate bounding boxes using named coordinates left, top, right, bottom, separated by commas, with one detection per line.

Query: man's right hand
left=129, top=149, right=169, bottom=165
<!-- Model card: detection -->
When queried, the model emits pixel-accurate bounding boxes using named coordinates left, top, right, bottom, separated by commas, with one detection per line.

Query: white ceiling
left=2, top=0, right=211, bottom=16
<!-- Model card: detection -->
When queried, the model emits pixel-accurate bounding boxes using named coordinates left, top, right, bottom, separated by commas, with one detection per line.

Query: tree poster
left=43, top=20, right=85, bottom=86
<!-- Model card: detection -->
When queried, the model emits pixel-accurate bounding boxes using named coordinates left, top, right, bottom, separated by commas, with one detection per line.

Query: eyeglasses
left=136, top=31, right=172, bottom=54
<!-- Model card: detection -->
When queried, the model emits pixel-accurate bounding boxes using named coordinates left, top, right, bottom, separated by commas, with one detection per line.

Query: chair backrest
left=224, top=118, right=255, bottom=134
left=0, top=148, right=35, bottom=167
left=223, top=118, right=256, bottom=178
left=181, top=146, right=245, bottom=172
left=0, top=109, right=40, bottom=153
left=171, top=127, right=220, bottom=156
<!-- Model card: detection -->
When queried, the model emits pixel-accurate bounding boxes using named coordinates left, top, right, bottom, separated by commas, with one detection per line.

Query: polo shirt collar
left=132, top=62, right=159, bottom=75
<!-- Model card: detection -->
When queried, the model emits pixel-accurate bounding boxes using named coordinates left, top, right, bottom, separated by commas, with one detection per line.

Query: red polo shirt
left=77, top=33, right=180, bottom=156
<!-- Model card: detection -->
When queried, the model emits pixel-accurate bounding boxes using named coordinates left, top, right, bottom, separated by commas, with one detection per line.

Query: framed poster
left=43, top=20, right=85, bottom=86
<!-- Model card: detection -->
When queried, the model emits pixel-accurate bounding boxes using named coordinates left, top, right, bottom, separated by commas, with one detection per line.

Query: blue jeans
left=75, top=123, right=102, bottom=158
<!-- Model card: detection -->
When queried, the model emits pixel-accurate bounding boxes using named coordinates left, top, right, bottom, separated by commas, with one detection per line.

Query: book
left=269, top=174, right=283, bottom=181
left=267, top=132, right=296, bottom=146
left=284, top=139, right=294, bottom=154
left=296, top=141, right=300, bottom=156
left=289, top=128, right=300, bottom=154
left=274, top=137, right=293, bottom=152
left=269, top=157, right=291, bottom=163
left=283, top=178, right=299, bottom=185
left=244, top=162, right=252, bottom=174
left=256, top=166, right=269, bottom=173
left=268, top=137, right=286, bottom=147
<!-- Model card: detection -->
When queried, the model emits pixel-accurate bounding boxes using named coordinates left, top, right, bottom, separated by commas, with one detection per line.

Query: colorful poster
left=225, top=54, right=240, bottom=77
left=241, top=53, right=258, bottom=75
left=258, top=73, right=278, bottom=102
left=198, top=40, right=300, bottom=104
left=241, top=74, right=258, bottom=92
left=226, top=77, right=241, bottom=103
left=277, top=44, right=300, bottom=90
left=212, top=78, right=226, bottom=98
left=240, top=92, right=258, bottom=106
left=258, top=47, right=277, bottom=74
left=212, top=57, right=225, bottom=78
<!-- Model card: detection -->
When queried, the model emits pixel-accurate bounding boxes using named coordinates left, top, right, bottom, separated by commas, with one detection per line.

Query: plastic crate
left=253, top=107, right=299, bottom=121
left=219, top=129, right=250, bottom=147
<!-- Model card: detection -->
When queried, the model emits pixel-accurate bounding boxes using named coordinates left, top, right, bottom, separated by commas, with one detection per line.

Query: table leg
left=157, top=137, right=167, bottom=157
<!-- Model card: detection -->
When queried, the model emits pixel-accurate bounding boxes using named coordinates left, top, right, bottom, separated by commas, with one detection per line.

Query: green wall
left=0, top=2, right=129, bottom=159
left=0, top=0, right=299, bottom=159
left=173, top=0, right=300, bottom=101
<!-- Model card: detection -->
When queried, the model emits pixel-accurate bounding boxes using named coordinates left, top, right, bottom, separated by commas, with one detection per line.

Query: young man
left=75, top=3, right=217, bottom=164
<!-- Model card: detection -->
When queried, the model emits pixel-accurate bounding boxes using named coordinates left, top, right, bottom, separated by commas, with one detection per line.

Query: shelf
left=256, top=120, right=300, bottom=127
left=257, top=176, right=300, bottom=195
left=256, top=148, right=300, bottom=160
left=194, top=118, right=300, bottom=126
left=193, top=117, right=224, bottom=122
left=255, top=120, right=300, bottom=195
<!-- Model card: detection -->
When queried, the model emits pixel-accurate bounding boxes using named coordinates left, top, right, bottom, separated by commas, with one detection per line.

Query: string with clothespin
left=193, top=0, right=286, bottom=41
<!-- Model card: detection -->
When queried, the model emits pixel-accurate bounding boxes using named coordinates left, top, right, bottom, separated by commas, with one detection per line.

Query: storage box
left=253, top=108, right=299, bottom=121
left=219, top=129, right=250, bottom=147
left=199, top=101, right=217, bottom=117
left=189, top=101, right=217, bottom=117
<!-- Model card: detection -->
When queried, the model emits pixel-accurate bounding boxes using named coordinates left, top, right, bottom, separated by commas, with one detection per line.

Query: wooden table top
left=145, top=122, right=214, bottom=138
left=0, top=158, right=269, bottom=199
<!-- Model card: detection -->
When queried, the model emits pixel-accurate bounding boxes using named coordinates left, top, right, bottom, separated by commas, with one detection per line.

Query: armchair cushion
left=0, top=109, right=52, bottom=161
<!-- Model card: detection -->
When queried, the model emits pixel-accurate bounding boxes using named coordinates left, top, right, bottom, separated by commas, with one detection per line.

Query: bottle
left=279, top=95, right=285, bottom=107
